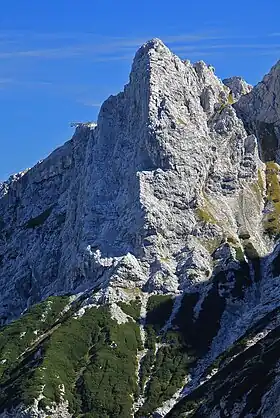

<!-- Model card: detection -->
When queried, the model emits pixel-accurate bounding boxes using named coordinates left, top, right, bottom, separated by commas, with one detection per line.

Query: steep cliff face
left=0, top=39, right=280, bottom=418
left=0, top=39, right=265, bottom=320
left=235, top=60, right=280, bottom=162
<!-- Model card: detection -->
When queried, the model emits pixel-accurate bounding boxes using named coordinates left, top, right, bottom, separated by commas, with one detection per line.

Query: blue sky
left=0, top=0, right=280, bottom=180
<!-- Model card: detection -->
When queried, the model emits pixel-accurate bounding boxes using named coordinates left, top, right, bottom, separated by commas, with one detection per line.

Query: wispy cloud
left=0, top=79, right=54, bottom=88
left=0, top=78, right=105, bottom=106
left=0, top=30, right=278, bottom=102
left=255, top=49, right=280, bottom=56
left=76, top=99, right=102, bottom=107
left=0, top=78, right=14, bottom=88
left=174, top=43, right=280, bottom=52
left=206, top=43, right=280, bottom=49
left=0, top=30, right=277, bottom=62
left=0, top=31, right=231, bottom=61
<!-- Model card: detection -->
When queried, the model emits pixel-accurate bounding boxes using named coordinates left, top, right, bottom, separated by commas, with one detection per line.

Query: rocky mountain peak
left=235, top=60, right=280, bottom=162
left=0, top=39, right=266, bottom=319
left=1, top=39, right=280, bottom=418
left=223, top=76, right=253, bottom=100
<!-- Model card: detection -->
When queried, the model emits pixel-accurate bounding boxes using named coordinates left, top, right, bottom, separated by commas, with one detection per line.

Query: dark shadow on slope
left=137, top=241, right=268, bottom=416
left=166, top=311, right=280, bottom=418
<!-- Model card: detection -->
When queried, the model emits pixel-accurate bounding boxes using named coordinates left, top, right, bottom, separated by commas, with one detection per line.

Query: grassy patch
left=167, top=310, right=280, bottom=417
left=200, top=237, right=223, bottom=255
left=118, top=300, right=141, bottom=321
left=258, top=168, right=265, bottom=195
left=177, top=117, right=187, bottom=126
left=233, top=246, right=245, bottom=262
left=143, top=295, right=174, bottom=351
left=146, top=295, right=174, bottom=334
left=0, top=296, right=69, bottom=379
left=218, top=103, right=227, bottom=114
left=263, top=161, right=280, bottom=236
left=227, top=236, right=238, bottom=245
left=193, top=276, right=226, bottom=353
left=136, top=294, right=198, bottom=417
left=138, top=286, right=226, bottom=416
left=196, top=207, right=217, bottom=224
left=228, top=92, right=234, bottom=105
left=0, top=304, right=141, bottom=418
left=139, top=350, right=155, bottom=393
left=136, top=339, right=196, bottom=417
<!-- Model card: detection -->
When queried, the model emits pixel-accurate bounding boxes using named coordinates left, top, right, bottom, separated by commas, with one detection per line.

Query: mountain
left=0, top=38, right=280, bottom=417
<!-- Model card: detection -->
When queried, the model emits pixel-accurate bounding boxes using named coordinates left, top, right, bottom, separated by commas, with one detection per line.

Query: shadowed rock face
left=0, top=39, right=280, bottom=417
left=235, top=60, right=280, bottom=162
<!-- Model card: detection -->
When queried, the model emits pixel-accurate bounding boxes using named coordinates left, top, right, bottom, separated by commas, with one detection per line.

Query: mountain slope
left=0, top=39, right=280, bottom=417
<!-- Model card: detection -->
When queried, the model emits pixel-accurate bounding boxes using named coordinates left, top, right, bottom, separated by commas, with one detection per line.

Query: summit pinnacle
left=0, top=39, right=280, bottom=418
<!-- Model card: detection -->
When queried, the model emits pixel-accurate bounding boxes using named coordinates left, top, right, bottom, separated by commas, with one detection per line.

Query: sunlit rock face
left=0, top=39, right=280, bottom=418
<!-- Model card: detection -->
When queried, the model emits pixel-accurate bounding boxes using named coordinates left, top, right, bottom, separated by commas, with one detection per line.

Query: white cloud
left=76, top=99, right=102, bottom=107
left=0, top=31, right=229, bottom=61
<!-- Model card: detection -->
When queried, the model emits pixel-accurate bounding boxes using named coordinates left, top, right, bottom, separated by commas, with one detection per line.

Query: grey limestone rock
left=0, top=38, right=264, bottom=323
left=1, top=38, right=280, bottom=418
left=235, top=60, right=280, bottom=162
left=223, top=76, right=253, bottom=101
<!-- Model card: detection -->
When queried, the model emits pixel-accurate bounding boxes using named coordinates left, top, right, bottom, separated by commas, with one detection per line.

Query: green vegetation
left=137, top=337, right=196, bottom=417
left=137, top=286, right=226, bottom=416
left=144, top=295, right=174, bottom=350
left=67, top=308, right=141, bottom=417
left=243, top=240, right=259, bottom=260
left=137, top=295, right=175, bottom=412
left=227, top=236, right=239, bottom=245
left=193, top=276, right=226, bottom=353
left=218, top=103, right=227, bottom=113
left=118, top=300, right=141, bottom=321
left=160, top=256, right=171, bottom=263
left=139, top=350, right=155, bottom=392
left=228, top=92, right=234, bottom=105
left=227, top=236, right=245, bottom=263
left=196, top=207, right=217, bottom=224
left=217, top=91, right=235, bottom=114
left=250, top=168, right=265, bottom=206
left=200, top=236, right=223, bottom=255
left=167, top=309, right=280, bottom=418
left=146, top=295, right=174, bottom=330
left=258, top=169, right=265, bottom=195
left=25, top=207, right=53, bottom=229
left=0, top=296, right=69, bottom=378
left=177, top=117, right=187, bottom=126
left=0, top=301, right=141, bottom=418
left=137, top=293, right=198, bottom=417
left=233, top=246, right=245, bottom=262
left=263, top=161, right=280, bottom=236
